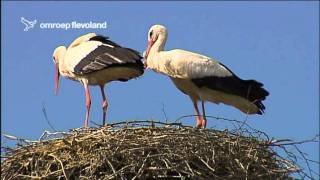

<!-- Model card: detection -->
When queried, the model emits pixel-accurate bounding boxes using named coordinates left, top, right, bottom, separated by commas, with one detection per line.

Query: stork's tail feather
left=244, top=80, right=269, bottom=114
left=191, top=75, right=269, bottom=114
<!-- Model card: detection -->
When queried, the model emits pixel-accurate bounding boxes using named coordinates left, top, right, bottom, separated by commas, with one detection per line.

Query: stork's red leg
left=84, top=83, right=91, bottom=128
left=100, top=85, right=108, bottom=126
left=192, top=101, right=203, bottom=128
left=201, top=101, right=207, bottom=128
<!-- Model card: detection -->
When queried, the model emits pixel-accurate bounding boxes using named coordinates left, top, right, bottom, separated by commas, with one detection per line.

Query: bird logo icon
left=21, top=17, right=37, bottom=31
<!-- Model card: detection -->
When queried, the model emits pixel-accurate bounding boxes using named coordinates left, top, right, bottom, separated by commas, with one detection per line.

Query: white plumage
left=53, top=33, right=144, bottom=128
left=144, top=25, right=269, bottom=128
left=147, top=49, right=232, bottom=79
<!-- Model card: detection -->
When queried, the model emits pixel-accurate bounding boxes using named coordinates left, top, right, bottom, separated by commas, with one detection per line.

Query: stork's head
left=52, top=46, right=66, bottom=96
left=144, top=24, right=167, bottom=61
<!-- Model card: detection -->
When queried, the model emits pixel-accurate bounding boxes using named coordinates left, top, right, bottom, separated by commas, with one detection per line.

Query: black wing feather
left=74, top=36, right=143, bottom=75
left=89, top=35, right=121, bottom=47
left=89, top=35, right=141, bottom=57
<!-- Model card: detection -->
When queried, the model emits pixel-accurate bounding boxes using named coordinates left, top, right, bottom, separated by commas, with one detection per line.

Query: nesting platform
left=1, top=120, right=301, bottom=179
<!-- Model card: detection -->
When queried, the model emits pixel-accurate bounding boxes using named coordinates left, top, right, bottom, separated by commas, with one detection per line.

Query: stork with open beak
left=144, top=25, right=269, bottom=128
left=53, top=33, right=144, bottom=128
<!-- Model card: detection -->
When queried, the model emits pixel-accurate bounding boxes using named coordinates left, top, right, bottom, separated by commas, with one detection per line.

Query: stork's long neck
left=146, top=32, right=168, bottom=72
left=149, top=34, right=167, bottom=56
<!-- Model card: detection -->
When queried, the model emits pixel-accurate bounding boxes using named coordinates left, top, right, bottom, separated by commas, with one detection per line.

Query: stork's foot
left=196, top=118, right=204, bottom=128
left=201, top=119, right=207, bottom=129
left=196, top=118, right=207, bottom=129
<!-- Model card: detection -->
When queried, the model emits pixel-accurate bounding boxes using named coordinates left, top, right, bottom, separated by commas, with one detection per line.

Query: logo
left=21, top=17, right=107, bottom=31
left=21, top=17, right=37, bottom=31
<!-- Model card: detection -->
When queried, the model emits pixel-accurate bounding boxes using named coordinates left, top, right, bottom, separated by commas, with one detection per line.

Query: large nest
left=1, top=120, right=314, bottom=179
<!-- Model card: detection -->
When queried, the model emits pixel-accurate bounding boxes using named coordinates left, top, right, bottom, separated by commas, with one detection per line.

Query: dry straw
left=1, top=119, right=318, bottom=179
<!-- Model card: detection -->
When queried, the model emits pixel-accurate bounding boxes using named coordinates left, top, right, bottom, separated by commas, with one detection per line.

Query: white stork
left=53, top=33, right=144, bottom=128
left=144, top=25, right=269, bottom=128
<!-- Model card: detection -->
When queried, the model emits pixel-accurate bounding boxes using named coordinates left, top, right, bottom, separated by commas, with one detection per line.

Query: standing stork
left=144, top=25, right=269, bottom=128
left=53, top=33, right=144, bottom=128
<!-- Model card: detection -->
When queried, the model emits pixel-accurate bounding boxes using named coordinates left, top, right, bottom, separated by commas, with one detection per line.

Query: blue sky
left=2, top=1, right=319, bottom=177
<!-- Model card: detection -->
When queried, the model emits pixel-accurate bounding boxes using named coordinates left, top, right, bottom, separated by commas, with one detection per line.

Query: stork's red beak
left=55, top=63, right=60, bottom=96
left=143, top=60, right=148, bottom=68
left=144, top=40, right=154, bottom=59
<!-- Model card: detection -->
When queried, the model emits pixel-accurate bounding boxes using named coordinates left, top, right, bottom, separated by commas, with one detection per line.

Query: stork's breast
left=170, top=77, right=201, bottom=100
left=84, top=66, right=143, bottom=86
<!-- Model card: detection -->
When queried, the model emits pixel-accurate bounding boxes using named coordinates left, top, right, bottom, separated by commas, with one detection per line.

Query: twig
left=197, top=156, right=215, bottom=173
left=2, top=133, right=38, bottom=144
left=42, top=101, right=56, bottom=132
left=49, top=154, right=68, bottom=180
left=106, top=158, right=118, bottom=179
left=161, top=102, right=169, bottom=123
left=269, top=135, right=319, bottom=146
left=132, top=152, right=151, bottom=180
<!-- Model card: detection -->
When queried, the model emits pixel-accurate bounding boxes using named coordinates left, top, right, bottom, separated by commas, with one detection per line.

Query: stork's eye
left=149, top=31, right=153, bottom=38
left=53, top=56, right=56, bottom=64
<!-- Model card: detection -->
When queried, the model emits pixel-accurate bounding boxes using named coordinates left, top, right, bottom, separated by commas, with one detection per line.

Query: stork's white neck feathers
left=146, top=33, right=168, bottom=73
left=150, top=33, right=167, bottom=54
